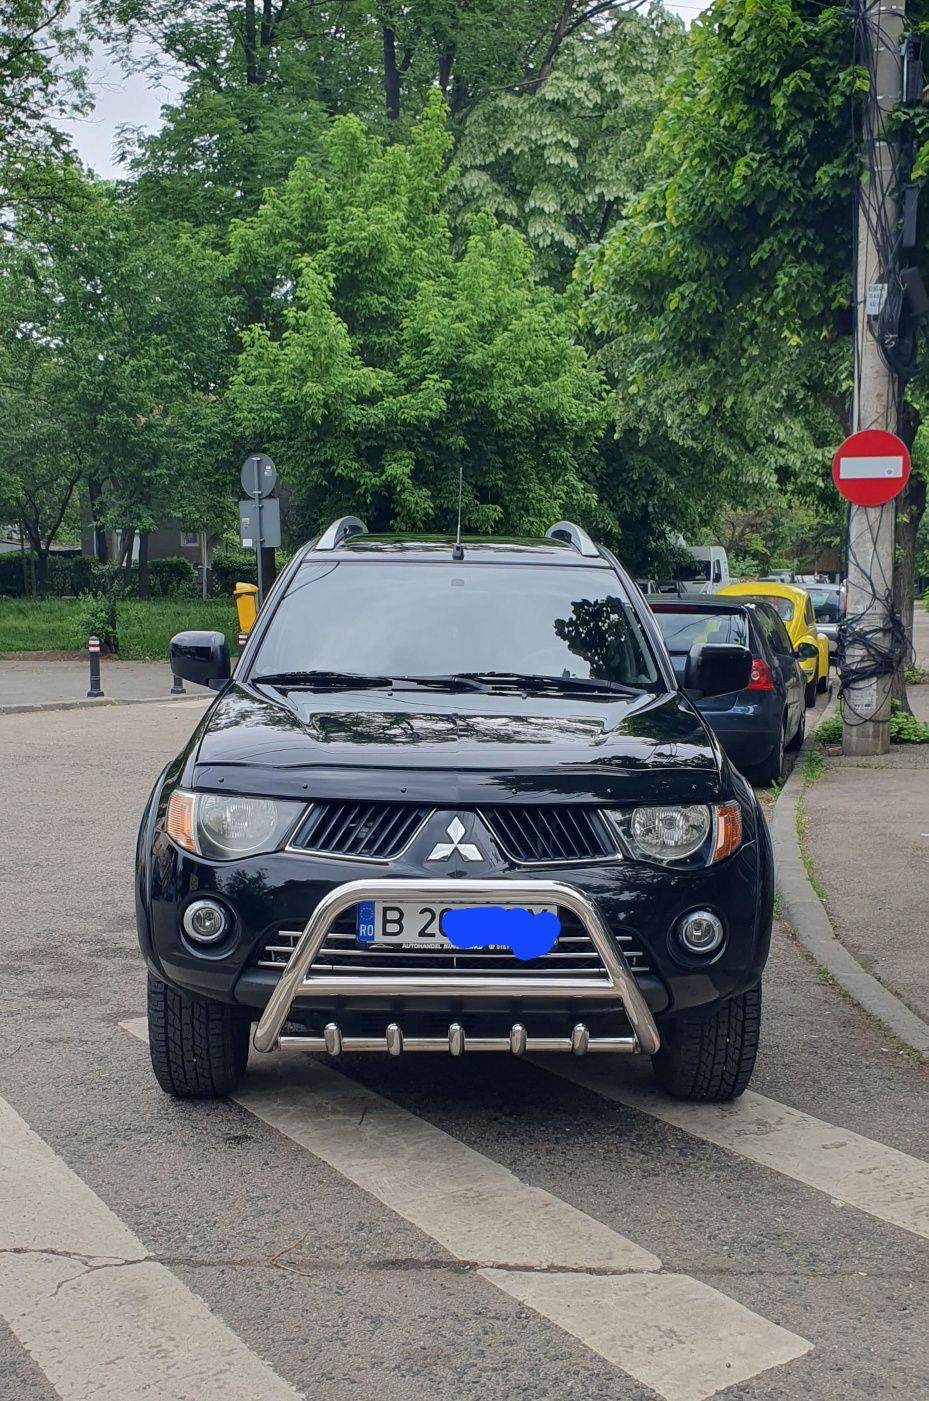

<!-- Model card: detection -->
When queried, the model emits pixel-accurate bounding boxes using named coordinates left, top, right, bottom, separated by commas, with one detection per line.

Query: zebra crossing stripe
left=121, top=1021, right=811, bottom=1400
left=0, top=1093, right=304, bottom=1401
left=539, top=1060, right=929, bottom=1243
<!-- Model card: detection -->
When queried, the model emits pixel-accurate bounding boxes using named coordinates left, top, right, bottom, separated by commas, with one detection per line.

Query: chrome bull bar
left=252, top=879, right=661, bottom=1057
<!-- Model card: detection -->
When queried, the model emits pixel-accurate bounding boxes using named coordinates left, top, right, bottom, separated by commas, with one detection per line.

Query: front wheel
left=651, top=985, right=762, bottom=1101
left=147, top=974, right=251, bottom=1099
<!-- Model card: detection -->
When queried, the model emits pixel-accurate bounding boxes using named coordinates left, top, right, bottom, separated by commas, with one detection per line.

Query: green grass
left=0, top=597, right=239, bottom=660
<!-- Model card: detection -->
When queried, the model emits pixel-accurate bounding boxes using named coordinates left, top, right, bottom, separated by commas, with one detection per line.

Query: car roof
left=717, top=581, right=807, bottom=606
left=300, top=534, right=612, bottom=567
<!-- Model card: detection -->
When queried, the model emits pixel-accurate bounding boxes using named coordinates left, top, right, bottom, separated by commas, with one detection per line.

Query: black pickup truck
left=136, top=519, right=772, bottom=1102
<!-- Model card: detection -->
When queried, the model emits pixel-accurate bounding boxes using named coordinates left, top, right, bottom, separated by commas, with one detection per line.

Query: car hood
left=186, top=683, right=726, bottom=805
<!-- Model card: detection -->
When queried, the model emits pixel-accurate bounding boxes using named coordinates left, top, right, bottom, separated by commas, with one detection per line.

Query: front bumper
left=252, top=877, right=660, bottom=1057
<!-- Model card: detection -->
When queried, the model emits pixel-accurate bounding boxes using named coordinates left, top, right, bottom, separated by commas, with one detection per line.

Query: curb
left=0, top=694, right=206, bottom=716
left=771, top=700, right=929, bottom=1057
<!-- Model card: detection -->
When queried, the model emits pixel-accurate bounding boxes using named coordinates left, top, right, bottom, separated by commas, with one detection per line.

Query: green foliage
left=817, top=703, right=929, bottom=745
left=452, top=11, right=685, bottom=284
left=74, top=591, right=120, bottom=652
left=211, top=550, right=257, bottom=594
left=228, top=100, right=607, bottom=537
left=582, top=0, right=872, bottom=566
left=0, top=1, right=88, bottom=207
left=148, top=556, right=196, bottom=597
left=0, top=597, right=237, bottom=658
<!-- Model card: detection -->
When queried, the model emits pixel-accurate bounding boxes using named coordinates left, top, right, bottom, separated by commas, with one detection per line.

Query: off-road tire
left=785, top=706, right=805, bottom=752
left=651, top=984, right=762, bottom=1101
left=147, top=973, right=251, bottom=1099
left=805, top=671, right=818, bottom=709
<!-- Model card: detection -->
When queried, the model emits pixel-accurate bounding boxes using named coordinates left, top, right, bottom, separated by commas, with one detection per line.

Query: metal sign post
left=238, top=454, right=278, bottom=608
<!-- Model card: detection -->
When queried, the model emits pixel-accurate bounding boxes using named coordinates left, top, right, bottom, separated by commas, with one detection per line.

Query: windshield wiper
left=455, top=671, right=645, bottom=696
left=250, top=670, right=489, bottom=693
left=251, top=670, right=394, bottom=691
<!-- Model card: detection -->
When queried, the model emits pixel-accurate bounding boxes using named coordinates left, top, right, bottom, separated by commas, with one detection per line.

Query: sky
left=60, top=3, right=710, bottom=179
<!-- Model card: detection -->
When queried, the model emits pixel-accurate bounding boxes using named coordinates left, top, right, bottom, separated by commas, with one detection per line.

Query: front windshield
left=252, top=561, right=660, bottom=688
left=672, top=559, right=711, bottom=582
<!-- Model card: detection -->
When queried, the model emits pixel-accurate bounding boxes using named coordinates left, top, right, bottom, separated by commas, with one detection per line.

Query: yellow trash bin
left=233, top=582, right=258, bottom=637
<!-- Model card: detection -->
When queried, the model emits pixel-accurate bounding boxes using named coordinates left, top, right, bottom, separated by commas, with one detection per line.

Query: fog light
left=183, top=899, right=229, bottom=944
left=677, top=909, right=724, bottom=955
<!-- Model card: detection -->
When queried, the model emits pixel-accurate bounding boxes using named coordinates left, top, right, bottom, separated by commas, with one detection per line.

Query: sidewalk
left=801, top=606, right=929, bottom=1027
left=0, top=656, right=195, bottom=710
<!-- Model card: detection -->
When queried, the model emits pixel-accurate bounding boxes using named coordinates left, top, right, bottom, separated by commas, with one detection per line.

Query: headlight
left=166, top=789, right=305, bottom=859
left=603, top=803, right=742, bottom=867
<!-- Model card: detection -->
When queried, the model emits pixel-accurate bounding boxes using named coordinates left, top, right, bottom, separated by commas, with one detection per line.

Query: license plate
left=355, top=900, right=556, bottom=950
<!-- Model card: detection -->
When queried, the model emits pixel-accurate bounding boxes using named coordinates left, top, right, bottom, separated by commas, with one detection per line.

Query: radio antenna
left=452, top=462, right=464, bottom=561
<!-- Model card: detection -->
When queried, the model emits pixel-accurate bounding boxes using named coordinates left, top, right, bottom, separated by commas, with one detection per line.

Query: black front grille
left=480, top=806, right=613, bottom=863
left=291, top=801, right=431, bottom=860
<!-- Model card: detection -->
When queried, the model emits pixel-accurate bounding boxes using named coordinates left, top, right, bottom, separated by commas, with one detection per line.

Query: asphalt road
left=2, top=697, right=928, bottom=1401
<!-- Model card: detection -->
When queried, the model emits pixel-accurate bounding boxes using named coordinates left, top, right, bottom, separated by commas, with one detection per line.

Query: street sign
left=832, top=429, right=911, bottom=506
left=240, top=453, right=277, bottom=498
left=238, top=497, right=281, bottom=550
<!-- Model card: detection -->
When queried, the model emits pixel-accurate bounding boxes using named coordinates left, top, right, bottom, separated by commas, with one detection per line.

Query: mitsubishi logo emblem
left=427, top=816, right=483, bottom=863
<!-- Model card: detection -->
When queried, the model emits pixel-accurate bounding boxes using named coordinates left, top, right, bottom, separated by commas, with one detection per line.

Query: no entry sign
left=832, top=429, right=910, bottom=506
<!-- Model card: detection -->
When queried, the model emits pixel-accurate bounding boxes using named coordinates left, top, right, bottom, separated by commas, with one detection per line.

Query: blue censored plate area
left=355, top=901, right=560, bottom=960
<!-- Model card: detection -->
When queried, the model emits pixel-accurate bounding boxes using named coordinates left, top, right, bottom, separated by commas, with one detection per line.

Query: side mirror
left=684, top=643, right=753, bottom=697
left=169, top=630, right=231, bottom=690
left=795, top=641, right=818, bottom=662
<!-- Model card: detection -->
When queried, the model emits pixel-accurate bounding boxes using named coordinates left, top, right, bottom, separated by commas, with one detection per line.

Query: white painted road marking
left=121, top=1019, right=811, bottom=1401
left=485, top=1270, right=806, bottom=1401
left=542, top=1060, right=929, bottom=1243
left=0, top=1094, right=304, bottom=1401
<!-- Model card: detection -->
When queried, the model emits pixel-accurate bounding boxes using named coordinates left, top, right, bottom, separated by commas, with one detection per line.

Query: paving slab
left=0, top=656, right=192, bottom=709
left=803, top=755, right=929, bottom=1024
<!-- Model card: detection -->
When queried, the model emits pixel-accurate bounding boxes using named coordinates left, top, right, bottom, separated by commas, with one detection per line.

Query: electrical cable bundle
left=838, top=1, right=915, bottom=723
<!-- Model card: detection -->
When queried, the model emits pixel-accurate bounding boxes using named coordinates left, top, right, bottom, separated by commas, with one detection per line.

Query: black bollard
left=170, top=671, right=186, bottom=695
left=87, top=636, right=104, bottom=698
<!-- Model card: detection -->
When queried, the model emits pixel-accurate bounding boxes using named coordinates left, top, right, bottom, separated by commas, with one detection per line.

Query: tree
left=227, top=98, right=607, bottom=536
left=1, top=1, right=87, bottom=175
left=585, top=0, right=928, bottom=664
left=452, top=8, right=684, bottom=284
left=1, top=164, right=237, bottom=592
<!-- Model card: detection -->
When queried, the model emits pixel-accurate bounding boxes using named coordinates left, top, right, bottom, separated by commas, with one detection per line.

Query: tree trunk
left=119, top=528, right=136, bottom=586
left=243, top=0, right=259, bottom=85
left=33, top=548, right=49, bottom=597
left=382, top=25, right=401, bottom=120
left=137, top=532, right=151, bottom=600
left=88, top=477, right=109, bottom=564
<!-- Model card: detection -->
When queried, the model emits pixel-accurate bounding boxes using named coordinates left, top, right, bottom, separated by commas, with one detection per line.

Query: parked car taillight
left=747, top=659, right=775, bottom=691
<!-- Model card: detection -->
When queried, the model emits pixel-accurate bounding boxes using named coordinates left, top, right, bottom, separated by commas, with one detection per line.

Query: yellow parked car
left=716, top=581, right=829, bottom=708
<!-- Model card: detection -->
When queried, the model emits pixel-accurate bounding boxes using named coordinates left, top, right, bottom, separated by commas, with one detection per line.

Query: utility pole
left=844, top=0, right=905, bottom=756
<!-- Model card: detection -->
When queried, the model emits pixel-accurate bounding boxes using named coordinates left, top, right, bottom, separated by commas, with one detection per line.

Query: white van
left=671, top=545, right=730, bottom=594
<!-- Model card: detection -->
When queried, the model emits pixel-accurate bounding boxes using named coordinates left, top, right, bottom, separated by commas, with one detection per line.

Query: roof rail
left=315, top=516, right=368, bottom=551
left=545, top=520, right=599, bottom=558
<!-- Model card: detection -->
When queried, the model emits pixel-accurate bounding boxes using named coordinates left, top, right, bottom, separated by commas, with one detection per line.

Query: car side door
left=763, top=606, right=804, bottom=731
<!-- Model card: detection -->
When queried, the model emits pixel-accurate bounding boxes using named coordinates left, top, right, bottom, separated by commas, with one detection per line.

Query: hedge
left=0, top=552, right=198, bottom=598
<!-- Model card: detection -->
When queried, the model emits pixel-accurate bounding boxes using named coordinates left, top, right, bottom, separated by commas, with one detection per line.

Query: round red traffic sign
left=832, top=429, right=910, bottom=506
